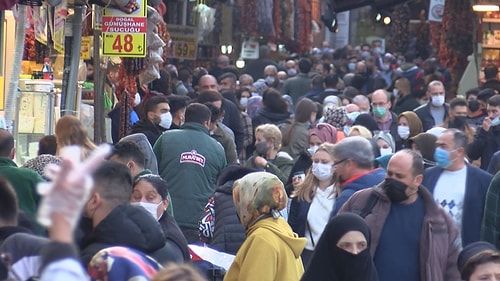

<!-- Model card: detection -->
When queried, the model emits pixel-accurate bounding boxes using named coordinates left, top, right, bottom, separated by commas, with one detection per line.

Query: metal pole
left=63, top=5, right=86, bottom=116
left=93, top=5, right=104, bottom=143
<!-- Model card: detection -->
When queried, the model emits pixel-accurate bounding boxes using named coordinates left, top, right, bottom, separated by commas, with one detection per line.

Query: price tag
left=167, top=24, right=199, bottom=60
left=172, top=42, right=197, bottom=59
left=102, top=0, right=147, bottom=57
left=102, top=33, right=146, bottom=57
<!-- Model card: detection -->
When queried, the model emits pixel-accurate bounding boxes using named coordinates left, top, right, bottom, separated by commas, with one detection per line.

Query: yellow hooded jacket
left=224, top=216, right=306, bottom=281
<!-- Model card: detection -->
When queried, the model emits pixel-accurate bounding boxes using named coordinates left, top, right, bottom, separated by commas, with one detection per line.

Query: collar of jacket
left=180, top=122, right=209, bottom=134
left=0, top=157, right=17, bottom=167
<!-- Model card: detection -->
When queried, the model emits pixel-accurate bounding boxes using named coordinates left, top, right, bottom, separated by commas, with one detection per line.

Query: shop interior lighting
left=236, top=57, right=245, bottom=69
left=473, top=0, right=500, bottom=12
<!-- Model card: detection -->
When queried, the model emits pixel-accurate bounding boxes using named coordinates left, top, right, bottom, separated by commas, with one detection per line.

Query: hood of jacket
left=257, top=109, right=291, bottom=123
left=82, top=204, right=165, bottom=254
left=248, top=217, right=306, bottom=258
left=216, top=165, right=260, bottom=187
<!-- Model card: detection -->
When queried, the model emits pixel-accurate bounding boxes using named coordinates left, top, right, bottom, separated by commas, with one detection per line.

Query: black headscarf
left=301, top=213, right=378, bottom=281
left=353, top=114, right=380, bottom=134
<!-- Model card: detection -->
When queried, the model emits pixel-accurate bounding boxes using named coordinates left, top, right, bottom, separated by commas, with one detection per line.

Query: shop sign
left=241, top=40, right=259, bottom=59
left=53, top=0, right=67, bottom=53
left=80, top=36, right=92, bottom=60
left=166, top=25, right=198, bottom=60
left=102, top=0, right=147, bottom=57
left=429, top=0, right=445, bottom=22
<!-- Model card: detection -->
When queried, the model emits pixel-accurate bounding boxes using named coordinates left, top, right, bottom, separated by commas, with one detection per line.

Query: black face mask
left=383, top=178, right=409, bottom=203
left=468, top=100, right=480, bottom=112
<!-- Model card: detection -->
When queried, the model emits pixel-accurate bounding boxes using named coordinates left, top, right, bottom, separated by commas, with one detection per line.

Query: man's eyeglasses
left=333, top=158, right=348, bottom=167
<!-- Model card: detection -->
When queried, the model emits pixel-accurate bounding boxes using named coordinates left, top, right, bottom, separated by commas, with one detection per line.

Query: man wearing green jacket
left=0, top=129, right=44, bottom=221
left=154, top=103, right=226, bottom=243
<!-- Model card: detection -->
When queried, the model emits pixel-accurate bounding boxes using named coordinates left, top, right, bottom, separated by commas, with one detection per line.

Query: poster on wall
left=166, top=25, right=199, bottom=60
left=429, top=0, right=445, bottom=22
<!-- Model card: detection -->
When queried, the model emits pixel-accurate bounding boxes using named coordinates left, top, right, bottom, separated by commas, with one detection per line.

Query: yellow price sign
left=102, top=33, right=146, bottom=57
left=172, top=42, right=197, bottom=60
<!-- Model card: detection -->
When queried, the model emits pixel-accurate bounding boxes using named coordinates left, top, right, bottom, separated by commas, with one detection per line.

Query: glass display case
left=14, top=80, right=55, bottom=165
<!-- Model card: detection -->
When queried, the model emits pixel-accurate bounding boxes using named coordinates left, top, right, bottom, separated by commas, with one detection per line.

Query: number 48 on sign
left=102, top=33, right=146, bottom=57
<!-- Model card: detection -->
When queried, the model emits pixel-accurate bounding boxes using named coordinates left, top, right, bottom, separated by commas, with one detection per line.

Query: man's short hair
left=444, top=128, right=468, bottom=150
left=167, top=95, right=191, bottom=115
left=484, top=64, right=499, bottom=80
left=332, top=136, right=374, bottom=170
left=449, top=98, right=468, bottom=110
left=0, top=129, right=14, bottom=157
left=298, top=58, right=312, bottom=74
left=204, top=102, right=222, bottom=123
left=218, top=72, right=237, bottom=84
left=311, top=75, right=325, bottom=88
left=197, top=91, right=223, bottom=104
left=111, top=141, right=146, bottom=168
left=185, top=103, right=211, bottom=124
left=324, top=74, right=339, bottom=88
left=400, top=149, right=424, bottom=176
left=488, top=95, right=500, bottom=107
left=478, top=88, right=495, bottom=102
left=144, top=96, right=168, bottom=115
left=38, top=135, right=57, bottom=155
left=0, top=177, right=18, bottom=225
left=465, top=88, right=480, bottom=100
left=92, top=161, right=133, bottom=208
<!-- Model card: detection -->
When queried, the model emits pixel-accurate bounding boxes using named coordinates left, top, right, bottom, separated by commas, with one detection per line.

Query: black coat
left=129, top=119, right=165, bottom=147
left=158, top=214, right=191, bottom=261
left=80, top=204, right=180, bottom=266
left=414, top=103, right=449, bottom=132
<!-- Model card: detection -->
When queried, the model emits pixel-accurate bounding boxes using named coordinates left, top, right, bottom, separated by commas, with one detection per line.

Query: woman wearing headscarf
left=352, top=114, right=380, bottom=135
left=288, top=143, right=337, bottom=266
left=408, top=133, right=437, bottom=168
left=301, top=213, right=378, bottom=281
left=457, top=241, right=500, bottom=281
left=285, top=123, right=338, bottom=195
left=348, top=125, right=373, bottom=138
left=225, top=172, right=306, bottom=281
left=324, top=107, right=348, bottom=141
left=397, top=111, right=423, bottom=150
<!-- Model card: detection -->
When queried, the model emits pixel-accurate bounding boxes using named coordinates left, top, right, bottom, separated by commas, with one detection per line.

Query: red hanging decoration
left=297, top=0, right=311, bottom=53
left=241, top=0, right=258, bottom=36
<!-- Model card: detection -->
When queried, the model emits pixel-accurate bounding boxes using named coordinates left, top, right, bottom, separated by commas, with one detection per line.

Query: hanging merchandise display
left=257, top=0, right=275, bottom=37
left=297, top=0, right=311, bottom=53
left=191, top=1, right=216, bottom=41
left=240, top=0, right=258, bottom=36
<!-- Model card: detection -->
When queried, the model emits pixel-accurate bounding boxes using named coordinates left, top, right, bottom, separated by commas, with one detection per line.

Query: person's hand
left=254, top=156, right=268, bottom=168
left=482, top=117, right=492, bottom=132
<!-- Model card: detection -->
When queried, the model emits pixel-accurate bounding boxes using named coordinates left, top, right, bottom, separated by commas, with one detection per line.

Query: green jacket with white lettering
left=153, top=122, right=226, bottom=229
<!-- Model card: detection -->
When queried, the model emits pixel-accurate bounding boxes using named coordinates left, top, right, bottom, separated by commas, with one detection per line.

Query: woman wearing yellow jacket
left=224, top=172, right=306, bottom=281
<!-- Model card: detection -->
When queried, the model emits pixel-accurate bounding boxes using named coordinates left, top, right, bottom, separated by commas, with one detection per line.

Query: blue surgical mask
left=346, top=111, right=361, bottom=123
left=240, top=97, right=249, bottom=107
left=287, top=68, right=297, bottom=76
left=491, top=117, right=500, bottom=127
left=348, top=62, right=356, bottom=72
left=434, top=147, right=455, bottom=169
left=372, top=107, right=386, bottom=118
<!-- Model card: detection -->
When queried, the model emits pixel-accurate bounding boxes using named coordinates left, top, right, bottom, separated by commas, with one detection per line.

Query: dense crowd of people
left=2, top=41, right=500, bottom=280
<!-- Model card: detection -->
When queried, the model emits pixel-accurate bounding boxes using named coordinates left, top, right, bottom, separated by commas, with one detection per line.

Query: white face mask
left=265, top=76, right=275, bottom=85
left=397, top=125, right=410, bottom=139
left=379, top=147, right=393, bottom=156
left=159, top=112, right=172, bottom=129
left=307, top=145, right=319, bottom=155
left=240, top=97, right=249, bottom=107
left=131, top=201, right=162, bottom=220
left=431, top=95, right=445, bottom=107
left=287, top=68, right=297, bottom=76
left=312, top=162, right=333, bottom=181
left=392, top=89, right=399, bottom=97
